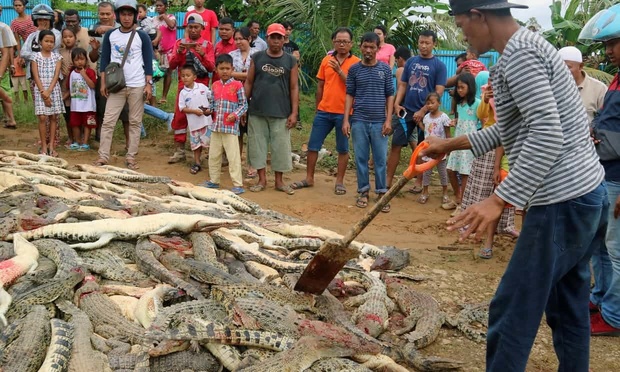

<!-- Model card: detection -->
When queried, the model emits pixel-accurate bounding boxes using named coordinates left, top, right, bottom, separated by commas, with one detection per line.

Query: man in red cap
left=167, top=13, right=214, bottom=164
left=422, top=0, right=608, bottom=370
left=244, top=23, right=299, bottom=194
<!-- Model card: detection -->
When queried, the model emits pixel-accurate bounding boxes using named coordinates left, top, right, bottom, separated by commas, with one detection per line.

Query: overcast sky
left=435, top=0, right=554, bottom=30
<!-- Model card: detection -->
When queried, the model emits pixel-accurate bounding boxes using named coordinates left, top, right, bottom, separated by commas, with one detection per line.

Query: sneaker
left=166, top=113, right=174, bottom=132
left=69, top=142, right=80, bottom=150
left=231, top=187, right=245, bottom=195
left=591, top=312, right=620, bottom=336
left=296, top=120, right=302, bottom=130
left=168, top=150, right=186, bottom=164
left=77, top=144, right=90, bottom=152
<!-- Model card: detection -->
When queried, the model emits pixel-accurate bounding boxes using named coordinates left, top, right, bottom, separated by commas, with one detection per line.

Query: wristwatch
left=147, top=79, right=154, bottom=85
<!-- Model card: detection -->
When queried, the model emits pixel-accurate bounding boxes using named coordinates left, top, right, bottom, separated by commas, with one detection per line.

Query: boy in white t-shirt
left=64, top=48, right=97, bottom=151
left=178, top=64, right=212, bottom=174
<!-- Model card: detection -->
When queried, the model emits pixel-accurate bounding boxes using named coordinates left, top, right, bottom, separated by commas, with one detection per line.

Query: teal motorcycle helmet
left=579, top=4, right=620, bottom=44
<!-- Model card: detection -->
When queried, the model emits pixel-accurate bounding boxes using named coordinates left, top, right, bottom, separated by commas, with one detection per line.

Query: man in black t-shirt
left=282, top=21, right=300, bottom=60
left=245, top=23, right=299, bottom=195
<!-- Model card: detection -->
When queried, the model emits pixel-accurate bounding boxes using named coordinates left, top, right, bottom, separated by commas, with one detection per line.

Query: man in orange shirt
left=289, top=27, right=360, bottom=195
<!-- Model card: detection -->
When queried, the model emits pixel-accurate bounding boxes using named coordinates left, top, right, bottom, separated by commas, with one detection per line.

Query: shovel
left=294, top=141, right=442, bottom=294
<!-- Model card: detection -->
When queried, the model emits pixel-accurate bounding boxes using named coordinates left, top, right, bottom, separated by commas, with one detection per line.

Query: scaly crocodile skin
left=38, top=318, right=74, bottom=372
left=385, top=277, right=444, bottom=349
left=1, top=306, right=50, bottom=372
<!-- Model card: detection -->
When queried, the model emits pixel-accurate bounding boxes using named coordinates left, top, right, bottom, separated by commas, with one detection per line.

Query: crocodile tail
left=402, top=343, right=464, bottom=371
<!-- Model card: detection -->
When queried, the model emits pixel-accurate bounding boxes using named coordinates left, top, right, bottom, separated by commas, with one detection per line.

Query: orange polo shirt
left=316, top=53, right=361, bottom=114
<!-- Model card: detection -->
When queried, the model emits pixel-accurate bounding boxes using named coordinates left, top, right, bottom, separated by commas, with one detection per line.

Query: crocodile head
left=370, top=248, right=410, bottom=271
left=194, top=220, right=240, bottom=232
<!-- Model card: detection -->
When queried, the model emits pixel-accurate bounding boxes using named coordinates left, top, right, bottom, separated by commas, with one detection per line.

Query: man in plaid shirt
left=204, top=54, right=248, bottom=194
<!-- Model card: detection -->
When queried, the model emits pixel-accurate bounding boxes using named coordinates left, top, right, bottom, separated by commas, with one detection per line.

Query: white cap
left=558, top=46, right=583, bottom=63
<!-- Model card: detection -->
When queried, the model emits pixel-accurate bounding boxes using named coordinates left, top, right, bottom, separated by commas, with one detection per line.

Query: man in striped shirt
left=424, top=1, right=608, bottom=369
left=342, top=32, right=394, bottom=212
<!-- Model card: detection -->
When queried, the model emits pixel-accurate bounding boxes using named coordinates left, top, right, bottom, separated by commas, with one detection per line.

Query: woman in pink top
left=11, top=0, right=37, bottom=56
left=374, top=25, right=395, bottom=70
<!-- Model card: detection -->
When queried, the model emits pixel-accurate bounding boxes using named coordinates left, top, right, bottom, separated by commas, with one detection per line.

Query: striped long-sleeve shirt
left=467, top=27, right=604, bottom=209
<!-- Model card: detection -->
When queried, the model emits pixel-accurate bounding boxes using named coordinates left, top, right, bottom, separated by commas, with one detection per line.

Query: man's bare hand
left=447, top=194, right=505, bottom=242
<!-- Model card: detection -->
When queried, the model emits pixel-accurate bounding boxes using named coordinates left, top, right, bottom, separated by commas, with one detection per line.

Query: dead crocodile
left=75, top=275, right=150, bottom=345
left=0, top=235, right=40, bottom=325
left=55, top=300, right=113, bottom=372
left=38, top=318, right=74, bottom=372
left=11, top=213, right=240, bottom=250
left=385, top=277, right=444, bottom=349
left=135, top=238, right=205, bottom=300
left=0, top=305, right=51, bottom=372
left=6, top=266, right=85, bottom=322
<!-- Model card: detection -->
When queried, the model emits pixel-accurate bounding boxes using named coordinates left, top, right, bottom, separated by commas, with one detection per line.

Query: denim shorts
left=307, top=111, right=349, bottom=154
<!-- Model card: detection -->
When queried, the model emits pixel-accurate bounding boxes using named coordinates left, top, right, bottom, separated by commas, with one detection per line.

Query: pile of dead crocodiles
left=0, top=150, right=489, bottom=372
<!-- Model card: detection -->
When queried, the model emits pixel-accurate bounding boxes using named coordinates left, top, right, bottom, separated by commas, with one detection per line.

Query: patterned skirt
left=461, top=150, right=516, bottom=233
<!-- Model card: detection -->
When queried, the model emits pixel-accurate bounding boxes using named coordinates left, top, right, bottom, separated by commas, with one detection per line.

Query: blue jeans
left=308, top=111, right=348, bottom=154
left=351, top=120, right=388, bottom=194
left=591, top=180, right=620, bottom=328
left=486, top=183, right=608, bottom=372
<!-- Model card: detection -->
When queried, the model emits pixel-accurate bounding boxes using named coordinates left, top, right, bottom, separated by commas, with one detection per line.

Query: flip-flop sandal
left=478, top=247, right=493, bottom=259
left=189, top=164, right=201, bottom=174
left=49, top=150, right=58, bottom=158
left=200, top=181, right=220, bottom=189
left=408, top=186, right=423, bottom=194
left=249, top=184, right=266, bottom=192
left=356, top=193, right=369, bottom=208
left=126, top=160, right=139, bottom=170
left=231, top=187, right=245, bottom=195
left=93, top=158, right=107, bottom=166
left=159, top=98, right=167, bottom=104
left=334, top=184, right=346, bottom=195
left=276, top=185, right=295, bottom=195
left=417, top=194, right=429, bottom=204
left=290, top=180, right=311, bottom=190
left=246, top=170, right=258, bottom=178
left=381, top=203, right=391, bottom=213
left=3, top=124, right=17, bottom=130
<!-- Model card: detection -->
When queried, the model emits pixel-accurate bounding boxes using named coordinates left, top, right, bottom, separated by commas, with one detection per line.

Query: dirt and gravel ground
left=1, top=125, right=618, bottom=371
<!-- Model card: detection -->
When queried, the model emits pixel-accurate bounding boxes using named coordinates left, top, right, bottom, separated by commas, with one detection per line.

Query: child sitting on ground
left=64, top=48, right=96, bottom=151
left=178, top=64, right=212, bottom=175
left=418, top=92, right=451, bottom=204
left=202, top=54, right=248, bottom=195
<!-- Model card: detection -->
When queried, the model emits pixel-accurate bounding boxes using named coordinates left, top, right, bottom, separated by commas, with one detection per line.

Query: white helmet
left=115, top=0, right=138, bottom=24
left=31, top=4, right=54, bottom=27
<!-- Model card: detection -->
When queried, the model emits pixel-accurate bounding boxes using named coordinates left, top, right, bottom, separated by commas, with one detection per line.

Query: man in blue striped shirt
left=424, top=1, right=608, bottom=370
left=342, top=32, right=394, bottom=212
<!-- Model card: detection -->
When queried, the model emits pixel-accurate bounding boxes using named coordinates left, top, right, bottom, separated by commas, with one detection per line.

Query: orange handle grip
left=403, top=141, right=444, bottom=180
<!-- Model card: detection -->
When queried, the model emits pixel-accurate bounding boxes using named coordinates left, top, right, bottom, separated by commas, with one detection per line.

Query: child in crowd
left=32, top=30, right=64, bottom=157
left=10, top=55, right=28, bottom=103
left=64, top=48, right=96, bottom=151
left=456, top=46, right=487, bottom=77
left=445, top=73, right=480, bottom=216
left=178, top=64, right=212, bottom=175
left=137, top=4, right=159, bottom=42
left=204, top=54, right=248, bottom=194
left=59, top=27, right=76, bottom=146
left=418, top=92, right=451, bottom=204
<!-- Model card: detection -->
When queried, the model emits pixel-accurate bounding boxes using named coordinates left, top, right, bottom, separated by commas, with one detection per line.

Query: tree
left=544, top=0, right=619, bottom=77
left=265, top=0, right=450, bottom=81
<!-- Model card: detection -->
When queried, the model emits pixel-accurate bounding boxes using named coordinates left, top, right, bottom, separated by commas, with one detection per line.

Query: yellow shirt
left=476, top=98, right=496, bottom=128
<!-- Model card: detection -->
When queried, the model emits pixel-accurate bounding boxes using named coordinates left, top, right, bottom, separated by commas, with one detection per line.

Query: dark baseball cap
left=449, top=0, right=528, bottom=16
